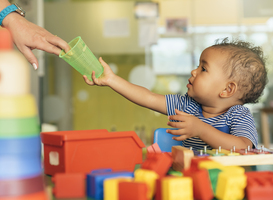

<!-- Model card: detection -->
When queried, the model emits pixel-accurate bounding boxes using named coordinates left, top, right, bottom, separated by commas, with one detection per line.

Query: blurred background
left=9, top=0, right=273, bottom=148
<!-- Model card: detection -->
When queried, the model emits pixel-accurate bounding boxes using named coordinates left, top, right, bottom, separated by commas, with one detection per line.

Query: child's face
left=187, top=47, right=229, bottom=106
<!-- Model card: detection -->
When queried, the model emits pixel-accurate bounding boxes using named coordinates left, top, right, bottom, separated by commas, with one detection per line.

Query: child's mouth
left=187, top=80, right=192, bottom=88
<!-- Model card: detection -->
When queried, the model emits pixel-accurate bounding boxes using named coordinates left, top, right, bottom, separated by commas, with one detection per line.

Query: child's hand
left=83, top=57, right=114, bottom=86
left=166, top=109, right=205, bottom=141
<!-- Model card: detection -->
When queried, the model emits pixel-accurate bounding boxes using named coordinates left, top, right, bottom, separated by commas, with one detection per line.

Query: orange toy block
left=245, top=171, right=273, bottom=200
left=118, top=181, right=149, bottom=200
left=183, top=169, right=214, bottom=200
left=172, top=146, right=194, bottom=171
left=41, top=129, right=145, bottom=175
left=190, top=157, right=211, bottom=171
left=147, top=143, right=162, bottom=153
left=52, top=173, right=85, bottom=198
left=141, top=152, right=173, bottom=177
left=155, top=177, right=174, bottom=200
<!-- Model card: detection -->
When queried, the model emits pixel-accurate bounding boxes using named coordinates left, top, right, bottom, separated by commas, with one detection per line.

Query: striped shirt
left=165, top=93, right=258, bottom=150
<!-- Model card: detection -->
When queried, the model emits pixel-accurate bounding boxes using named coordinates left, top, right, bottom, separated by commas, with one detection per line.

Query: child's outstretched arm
left=83, top=57, right=167, bottom=115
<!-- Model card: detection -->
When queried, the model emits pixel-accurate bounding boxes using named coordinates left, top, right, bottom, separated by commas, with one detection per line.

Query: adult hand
left=2, top=13, right=70, bottom=70
left=167, top=109, right=206, bottom=141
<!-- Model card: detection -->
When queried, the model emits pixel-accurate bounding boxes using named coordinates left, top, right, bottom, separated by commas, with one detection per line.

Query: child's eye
left=201, top=66, right=206, bottom=71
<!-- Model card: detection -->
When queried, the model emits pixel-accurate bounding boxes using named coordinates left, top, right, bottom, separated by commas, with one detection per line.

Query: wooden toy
left=215, top=172, right=247, bottom=200
left=198, top=160, right=225, bottom=170
left=134, top=168, right=159, bottom=199
left=0, top=191, right=48, bottom=200
left=118, top=181, right=149, bottom=200
left=141, top=152, right=173, bottom=178
left=103, top=177, right=133, bottom=200
left=0, top=28, right=47, bottom=199
left=183, top=169, right=214, bottom=200
left=245, top=171, right=273, bottom=200
left=207, top=168, right=222, bottom=195
left=172, top=146, right=194, bottom=171
left=209, top=151, right=273, bottom=166
left=146, top=142, right=162, bottom=153
left=86, top=169, right=134, bottom=200
left=167, top=169, right=183, bottom=177
left=51, top=173, right=85, bottom=198
left=0, top=175, right=45, bottom=197
left=222, top=165, right=245, bottom=175
left=178, top=145, right=273, bottom=166
left=41, top=130, right=145, bottom=176
left=190, top=157, right=211, bottom=170
left=161, top=176, right=193, bottom=200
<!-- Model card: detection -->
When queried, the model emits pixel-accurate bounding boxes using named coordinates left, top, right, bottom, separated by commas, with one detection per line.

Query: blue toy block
left=0, top=155, right=42, bottom=179
left=0, top=136, right=42, bottom=179
left=86, top=169, right=134, bottom=200
left=153, top=128, right=182, bottom=152
left=0, top=136, right=41, bottom=156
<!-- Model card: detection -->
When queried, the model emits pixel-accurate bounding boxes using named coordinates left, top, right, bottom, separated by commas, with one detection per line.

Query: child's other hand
left=83, top=57, right=114, bottom=86
left=166, top=109, right=205, bottom=141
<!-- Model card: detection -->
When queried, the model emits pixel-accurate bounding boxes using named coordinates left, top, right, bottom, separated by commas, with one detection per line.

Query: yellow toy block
left=215, top=172, right=247, bottom=200
left=227, top=151, right=240, bottom=156
left=198, top=160, right=224, bottom=170
left=104, top=177, right=133, bottom=200
left=212, top=148, right=230, bottom=155
left=162, top=177, right=193, bottom=200
left=172, top=146, right=194, bottom=171
left=0, top=95, right=37, bottom=118
left=222, top=165, right=245, bottom=175
left=134, top=168, right=159, bottom=199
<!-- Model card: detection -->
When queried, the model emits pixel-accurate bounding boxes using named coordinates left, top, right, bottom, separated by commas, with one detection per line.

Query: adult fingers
left=47, top=35, right=70, bottom=54
left=20, top=46, right=38, bottom=70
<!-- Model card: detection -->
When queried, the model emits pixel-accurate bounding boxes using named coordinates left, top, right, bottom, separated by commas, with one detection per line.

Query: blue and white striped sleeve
left=229, top=107, right=258, bottom=148
left=165, top=94, right=189, bottom=116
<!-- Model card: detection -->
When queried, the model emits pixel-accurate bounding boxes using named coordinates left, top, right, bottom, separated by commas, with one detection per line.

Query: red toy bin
left=41, top=129, right=145, bottom=176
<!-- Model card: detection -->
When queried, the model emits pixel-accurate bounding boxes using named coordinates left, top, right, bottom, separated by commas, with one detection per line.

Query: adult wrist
left=0, top=3, right=25, bottom=26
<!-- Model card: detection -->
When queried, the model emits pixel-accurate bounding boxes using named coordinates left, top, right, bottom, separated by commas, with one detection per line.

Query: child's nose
left=191, top=68, right=197, bottom=77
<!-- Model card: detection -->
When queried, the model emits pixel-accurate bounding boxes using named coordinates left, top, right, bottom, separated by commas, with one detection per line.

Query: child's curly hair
left=212, top=38, right=268, bottom=104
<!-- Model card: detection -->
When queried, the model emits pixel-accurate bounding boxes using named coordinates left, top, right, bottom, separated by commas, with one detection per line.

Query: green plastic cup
left=59, top=36, right=104, bottom=81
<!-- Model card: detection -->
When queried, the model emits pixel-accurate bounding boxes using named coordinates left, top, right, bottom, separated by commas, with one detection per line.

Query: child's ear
left=219, top=82, right=237, bottom=98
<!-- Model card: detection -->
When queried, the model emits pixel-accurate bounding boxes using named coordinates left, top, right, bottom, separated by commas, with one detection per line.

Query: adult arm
left=0, top=0, right=70, bottom=69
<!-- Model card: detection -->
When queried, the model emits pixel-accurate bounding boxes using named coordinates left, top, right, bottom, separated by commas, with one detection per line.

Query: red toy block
left=41, top=129, right=145, bottom=175
left=190, top=157, right=211, bottom=171
left=0, top=191, right=48, bottom=200
left=245, top=171, right=273, bottom=200
left=183, top=168, right=214, bottom=200
left=147, top=143, right=162, bottom=153
left=155, top=177, right=173, bottom=200
left=118, top=181, right=149, bottom=200
left=141, top=152, right=173, bottom=178
left=155, top=178, right=162, bottom=200
left=52, top=173, right=85, bottom=198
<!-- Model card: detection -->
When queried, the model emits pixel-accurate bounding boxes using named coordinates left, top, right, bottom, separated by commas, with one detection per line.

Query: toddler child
left=83, top=38, right=267, bottom=150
